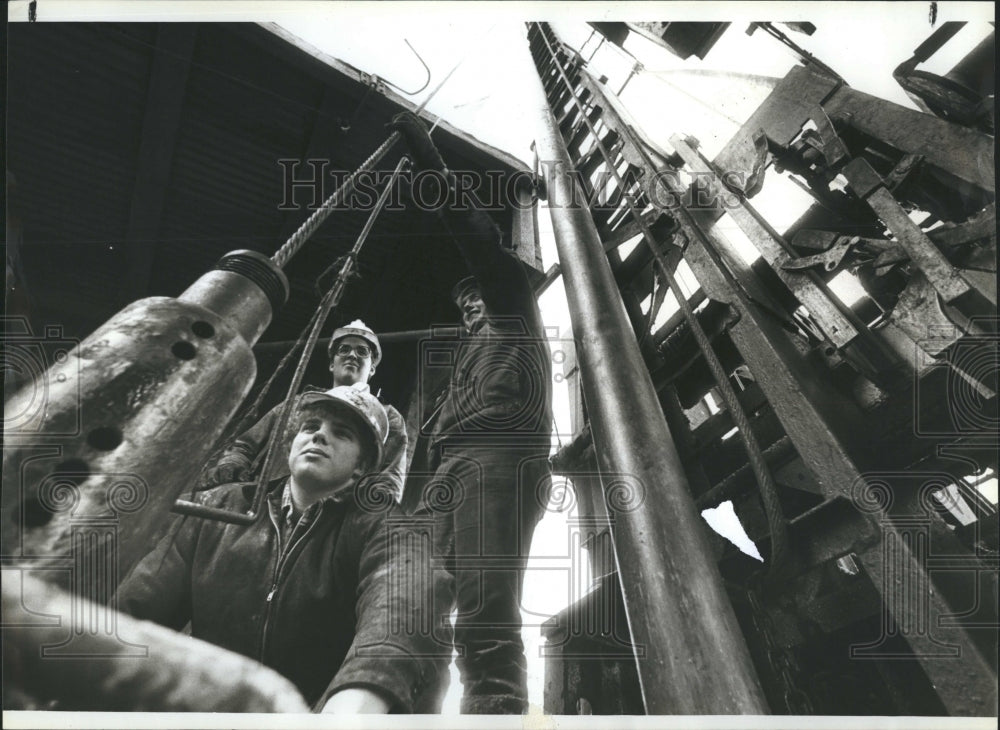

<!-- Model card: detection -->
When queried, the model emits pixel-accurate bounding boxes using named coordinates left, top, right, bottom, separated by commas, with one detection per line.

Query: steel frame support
left=668, top=136, right=868, bottom=351
left=528, top=21, right=997, bottom=716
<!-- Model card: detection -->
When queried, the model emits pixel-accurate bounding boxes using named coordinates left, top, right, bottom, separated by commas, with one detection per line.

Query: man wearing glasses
left=202, top=320, right=407, bottom=504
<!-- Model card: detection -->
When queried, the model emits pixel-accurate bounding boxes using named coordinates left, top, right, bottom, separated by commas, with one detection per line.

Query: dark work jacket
left=425, top=216, right=553, bottom=446
left=427, top=314, right=552, bottom=444
left=115, top=480, right=446, bottom=711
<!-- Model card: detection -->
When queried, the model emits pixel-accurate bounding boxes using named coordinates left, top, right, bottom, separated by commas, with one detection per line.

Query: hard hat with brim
left=296, top=386, right=388, bottom=468
left=328, top=319, right=382, bottom=366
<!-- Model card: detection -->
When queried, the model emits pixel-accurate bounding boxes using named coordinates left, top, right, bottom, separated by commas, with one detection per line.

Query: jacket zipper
left=257, top=503, right=284, bottom=659
left=258, top=502, right=325, bottom=662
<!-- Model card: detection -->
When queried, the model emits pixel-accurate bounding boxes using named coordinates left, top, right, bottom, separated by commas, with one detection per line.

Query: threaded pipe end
left=214, top=250, right=289, bottom=312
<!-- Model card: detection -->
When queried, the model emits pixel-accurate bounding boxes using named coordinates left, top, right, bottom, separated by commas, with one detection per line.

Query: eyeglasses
left=335, top=342, right=372, bottom=359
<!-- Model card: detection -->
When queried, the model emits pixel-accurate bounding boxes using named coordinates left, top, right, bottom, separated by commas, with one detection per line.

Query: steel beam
left=670, top=135, right=865, bottom=350
left=825, top=87, right=995, bottom=193
left=532, top=77, right=768, bottom=715
left=680, top=211, right=998, bottom=716
left=529, top=21, right=997, bottom=716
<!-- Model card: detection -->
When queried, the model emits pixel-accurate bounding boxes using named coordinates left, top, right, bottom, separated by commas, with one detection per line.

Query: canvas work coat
left=115, top=479, right=447, bottom=711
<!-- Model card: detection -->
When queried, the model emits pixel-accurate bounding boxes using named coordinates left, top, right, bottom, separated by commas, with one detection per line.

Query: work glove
left=200, top=450, right=253, bottom=488
left=387, top=111, right=447, bottom=172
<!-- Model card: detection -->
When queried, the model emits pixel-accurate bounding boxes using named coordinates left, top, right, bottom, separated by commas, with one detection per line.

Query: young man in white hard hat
left=390, top=112, right=553, bottom=715
left=203, top=320, right=407, bottom=504
left=116, top=386, right=447, bottom=713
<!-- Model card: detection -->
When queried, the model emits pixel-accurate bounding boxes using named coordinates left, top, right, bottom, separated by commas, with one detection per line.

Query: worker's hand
left=201, top=451, right=253, bottom=487
left=387, top=111, right=447, bottom=172
left=320, top=687, right=392, bottom=713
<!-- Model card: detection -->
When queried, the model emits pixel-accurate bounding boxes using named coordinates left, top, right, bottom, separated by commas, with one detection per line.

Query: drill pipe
left=532, top=82, right=768, bottom=713
left=2, top=572, right=308, bottom=711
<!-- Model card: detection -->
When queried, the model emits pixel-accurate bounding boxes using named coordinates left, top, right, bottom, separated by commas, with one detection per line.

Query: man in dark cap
left=391, top=112, right=553, bottom=715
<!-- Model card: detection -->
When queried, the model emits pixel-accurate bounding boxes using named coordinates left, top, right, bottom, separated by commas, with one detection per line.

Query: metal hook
left=382, top=39, right=431, bottom=96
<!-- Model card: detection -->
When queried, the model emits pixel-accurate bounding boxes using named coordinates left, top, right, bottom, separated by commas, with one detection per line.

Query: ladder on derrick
left=527, top=19, right=998, bottom=718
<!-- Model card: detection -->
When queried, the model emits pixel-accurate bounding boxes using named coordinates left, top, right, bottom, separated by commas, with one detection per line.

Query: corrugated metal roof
left=8, top=22, right=537, bottom=410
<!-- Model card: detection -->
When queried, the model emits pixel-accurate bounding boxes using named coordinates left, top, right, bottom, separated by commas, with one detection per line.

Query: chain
left=746, top=586, right=815, bottom=715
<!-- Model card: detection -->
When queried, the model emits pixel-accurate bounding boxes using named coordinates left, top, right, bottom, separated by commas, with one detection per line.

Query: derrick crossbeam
left=527, top=20, right=997, bottom=717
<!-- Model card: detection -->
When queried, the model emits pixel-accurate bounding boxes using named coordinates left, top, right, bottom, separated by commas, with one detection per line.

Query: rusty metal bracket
left=782, top=235, right=860, bottom=272
left=805, top=106, right=850, bottom=168
left=670, top=134, right=863, bottom=350
left=719, top=128, right=769, bottom=198
left=792, top=203, right=996, bottom=277
left=358, top=71, right=388, bottom=95
left=843, top=157, right=972, bottom=303
left=882, top=153, right=925, bottom=191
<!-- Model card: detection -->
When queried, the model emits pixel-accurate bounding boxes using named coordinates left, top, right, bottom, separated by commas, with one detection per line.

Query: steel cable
left=174, top=156, right=410, bottom=523
left=270, top=132, right=402, bottom=270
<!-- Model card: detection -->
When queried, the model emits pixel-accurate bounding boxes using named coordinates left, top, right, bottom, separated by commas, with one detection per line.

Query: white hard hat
left=297, top=384, right=388, bottom=467
left=328, top=319, right=382, bottom=366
